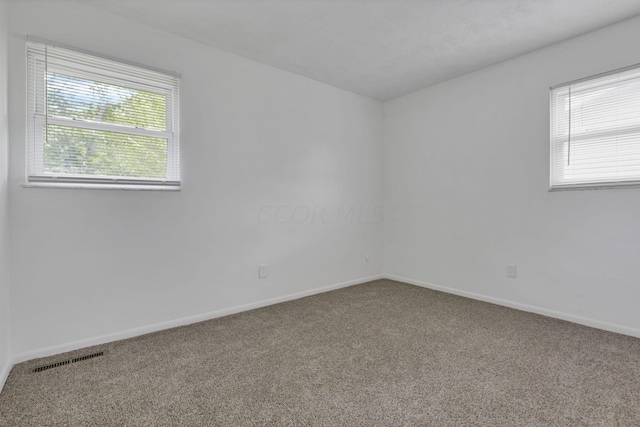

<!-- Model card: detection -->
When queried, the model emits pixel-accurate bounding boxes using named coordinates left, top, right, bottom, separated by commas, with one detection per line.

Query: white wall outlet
left=258, top=264, right=268, bottom=279
left=507, top=265, right=517, bottom=278
left=365, top=254, right=372, bottom=262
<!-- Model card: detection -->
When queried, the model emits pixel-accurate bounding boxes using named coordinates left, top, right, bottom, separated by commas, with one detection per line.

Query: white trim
left=22, top=183, right=181, bottom=191
left=11, top=274, right=384, bottom=364
left=384, top=274, right=640, bottom=339
left=0, top=361, right=11, bottom=394
left=549, top=181, right=640, bottom=191
left=7, top=272, right=638, bottom=383
left=26, top=35, right=181, bottom=78
left=550, top=61, right=640, bottom=89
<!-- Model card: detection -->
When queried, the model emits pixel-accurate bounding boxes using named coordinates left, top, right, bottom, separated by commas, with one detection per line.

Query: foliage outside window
left=27, top=40, right=180, bottom=188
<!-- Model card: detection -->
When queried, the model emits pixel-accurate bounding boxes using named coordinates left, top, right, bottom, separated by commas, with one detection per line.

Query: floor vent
left=32, top=351, right=104, bottom=373
left=71, top=352, right=104, bottom=363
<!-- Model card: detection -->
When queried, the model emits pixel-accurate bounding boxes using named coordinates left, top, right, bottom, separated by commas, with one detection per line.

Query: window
left=550, top=64, right=640, bottom=190
left=27, top=39, right=180, bottom=189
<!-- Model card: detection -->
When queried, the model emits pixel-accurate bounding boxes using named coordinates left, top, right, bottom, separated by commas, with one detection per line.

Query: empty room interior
left=1, top=0, right=640, bottom=425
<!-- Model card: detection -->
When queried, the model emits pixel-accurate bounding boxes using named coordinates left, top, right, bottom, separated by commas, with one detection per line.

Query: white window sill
left=22, top=182, right=181, bottom=191
left=549, top=182, right=640, bottom=191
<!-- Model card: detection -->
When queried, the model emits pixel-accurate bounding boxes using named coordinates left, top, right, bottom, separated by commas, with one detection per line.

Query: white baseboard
left=0, top=361, right=11, bottom=393
left=12, top=274, right=384, bottom=365
left=10, top=271, right=635, bottom=382
left=385, top=274, right=640, bottom=339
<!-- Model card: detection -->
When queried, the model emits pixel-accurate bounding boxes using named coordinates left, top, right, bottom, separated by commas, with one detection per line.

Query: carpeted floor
left=1, top=279, right=639, bottom=426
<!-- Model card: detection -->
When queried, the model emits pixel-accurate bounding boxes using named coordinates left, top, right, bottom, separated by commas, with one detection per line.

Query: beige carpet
left=1, top=279, right=639, bottom=426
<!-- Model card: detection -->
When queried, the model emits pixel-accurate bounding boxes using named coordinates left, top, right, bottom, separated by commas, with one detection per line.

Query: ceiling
left=78, top=0, right=640, bottom=101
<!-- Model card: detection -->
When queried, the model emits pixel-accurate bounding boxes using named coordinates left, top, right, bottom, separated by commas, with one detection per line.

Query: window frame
left=549, top=63, right=640, bottom=191
left=26, top=38, right=181, bottom=190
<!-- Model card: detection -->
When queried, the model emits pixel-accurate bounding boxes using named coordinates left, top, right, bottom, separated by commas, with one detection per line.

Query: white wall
left=0, top=0, right=11, bottom=387
left=384, top=14, right=640, bottom=336
left=8, top=1, right=383, bottom=359
left=6, top=0, right=638, bottom=369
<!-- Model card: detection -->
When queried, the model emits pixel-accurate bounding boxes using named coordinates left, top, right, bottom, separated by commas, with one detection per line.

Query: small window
left=550, top=64, right=640, bottom=190
left=27, top=40, right=180, bottom=188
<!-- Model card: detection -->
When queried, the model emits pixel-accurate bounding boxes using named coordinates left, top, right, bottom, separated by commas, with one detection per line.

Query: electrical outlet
left=506, top=265, right=517, bottom=278
left=259, top=264, right=268, bottom=279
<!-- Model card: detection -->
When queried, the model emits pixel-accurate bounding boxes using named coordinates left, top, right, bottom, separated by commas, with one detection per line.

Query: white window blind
left=27, top=39, right=181, bottom=187
left=550, top=64, right=640, bottom=190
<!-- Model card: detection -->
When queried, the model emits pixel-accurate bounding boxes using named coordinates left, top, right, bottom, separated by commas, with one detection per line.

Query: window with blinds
left=27, top=40, right=181, bottom=188
left=550, top=64, right=640, bottom=190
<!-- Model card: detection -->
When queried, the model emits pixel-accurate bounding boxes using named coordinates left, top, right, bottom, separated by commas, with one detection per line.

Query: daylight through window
left=27, top=40, right=180, bottom=188
left=550, top=64, right=640, bottom=190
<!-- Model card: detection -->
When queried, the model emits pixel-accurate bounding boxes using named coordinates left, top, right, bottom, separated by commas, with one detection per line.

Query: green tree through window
left=44, top=73, right=169, bottom=178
